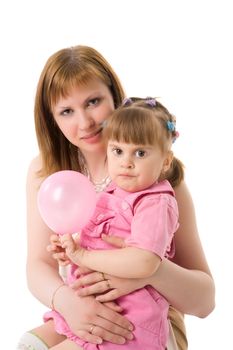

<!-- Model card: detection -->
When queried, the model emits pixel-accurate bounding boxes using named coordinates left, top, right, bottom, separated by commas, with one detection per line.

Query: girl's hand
left=101, top=234, right=126, bottom=248
left=60, top=233, right=85, bottom=265
left=47, top=234, right=70, bottom=266
left=71, top=234, right=147, bottom=302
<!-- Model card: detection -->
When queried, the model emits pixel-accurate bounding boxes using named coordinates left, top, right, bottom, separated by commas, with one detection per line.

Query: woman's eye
left=87, top=98, right=100, bottom=107
left=135, top=150, right=146, bottom=158
left=112, top=148, right=122, bottom=156
left=60, top=108, right=73, bottom=116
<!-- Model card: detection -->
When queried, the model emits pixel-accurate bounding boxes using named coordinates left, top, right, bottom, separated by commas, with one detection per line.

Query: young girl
left=17, top=45, right=215, bottom=350
left=48, top=97, right=182, bottom=349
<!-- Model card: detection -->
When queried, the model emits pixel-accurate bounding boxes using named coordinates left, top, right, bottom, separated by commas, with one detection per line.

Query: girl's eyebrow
left=108, top=143, right=153, bottom=151
left=108, top=143, right=119, bottom=148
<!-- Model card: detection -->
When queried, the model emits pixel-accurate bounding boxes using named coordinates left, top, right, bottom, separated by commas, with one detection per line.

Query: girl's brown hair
left=34, top=45, right=125, bottom=177
left=104, top=98, right=184, bottom=187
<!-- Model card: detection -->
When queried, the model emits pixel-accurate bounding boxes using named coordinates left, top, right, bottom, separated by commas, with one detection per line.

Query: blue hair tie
left=167, top=120, right=176, bottom=132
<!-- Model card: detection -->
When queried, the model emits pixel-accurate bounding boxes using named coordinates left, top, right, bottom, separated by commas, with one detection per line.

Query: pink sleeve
left=124, top=194, right=179, bottom=259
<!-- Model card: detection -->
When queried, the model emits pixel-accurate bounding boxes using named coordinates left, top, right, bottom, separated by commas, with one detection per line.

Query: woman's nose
left=77, top=110, right=95, bottom=130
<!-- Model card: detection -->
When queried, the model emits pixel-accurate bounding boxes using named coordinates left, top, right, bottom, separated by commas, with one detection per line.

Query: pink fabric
left=44, top=180, right=179, bottom=349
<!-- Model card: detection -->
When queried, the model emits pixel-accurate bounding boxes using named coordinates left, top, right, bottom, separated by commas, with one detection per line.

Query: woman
left=18, top=45, right=215, bottom=350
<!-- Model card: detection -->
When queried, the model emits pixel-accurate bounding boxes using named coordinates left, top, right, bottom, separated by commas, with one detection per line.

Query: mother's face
left=52, top=79, right=115, bottom=155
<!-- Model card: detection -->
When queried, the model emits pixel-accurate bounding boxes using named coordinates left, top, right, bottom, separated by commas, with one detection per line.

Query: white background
left=0, top=0, right=232, bottom=348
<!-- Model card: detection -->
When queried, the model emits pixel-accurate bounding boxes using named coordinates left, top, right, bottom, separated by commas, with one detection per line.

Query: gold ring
left=100, top=271, right=105, bottom=281
left=106, top=279, right=111, bottom=289
left=90, top=325, right=95, bottom=334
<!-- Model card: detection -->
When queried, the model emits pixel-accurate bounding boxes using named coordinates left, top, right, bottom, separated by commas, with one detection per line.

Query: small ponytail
left=166, top=156, right=185, bottom=188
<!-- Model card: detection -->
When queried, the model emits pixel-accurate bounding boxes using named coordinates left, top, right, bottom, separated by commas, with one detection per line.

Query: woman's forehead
left=50, top=77, right=107, bottom=103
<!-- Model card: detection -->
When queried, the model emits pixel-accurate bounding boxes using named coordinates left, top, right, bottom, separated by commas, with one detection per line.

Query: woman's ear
left=162, top=151, right=173, bottom=173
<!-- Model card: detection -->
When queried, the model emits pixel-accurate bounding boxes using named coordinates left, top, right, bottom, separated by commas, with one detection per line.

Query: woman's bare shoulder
left=174, top=180, right=192, bottom=200
left=28, top=154, right=42, bottom=172
left=26, top=155, right=43, bottom=188
left=173, top=180, right=197, bottom=218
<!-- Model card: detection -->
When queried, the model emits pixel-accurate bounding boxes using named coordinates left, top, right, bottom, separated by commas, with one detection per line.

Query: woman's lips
left=81, top=128, right=102, bottom=144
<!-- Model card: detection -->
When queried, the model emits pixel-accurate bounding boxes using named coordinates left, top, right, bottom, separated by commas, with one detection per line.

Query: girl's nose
left=121, top=158, right=135, bottom=169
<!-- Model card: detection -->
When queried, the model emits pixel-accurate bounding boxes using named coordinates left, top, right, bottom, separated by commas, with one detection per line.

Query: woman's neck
left=81, top=151, right=108, bottom=184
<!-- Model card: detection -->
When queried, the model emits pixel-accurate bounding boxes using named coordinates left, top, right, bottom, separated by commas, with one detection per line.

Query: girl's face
left=107, top=141, right=173, bottom=192
left=52, top=79, right=115, bottom=156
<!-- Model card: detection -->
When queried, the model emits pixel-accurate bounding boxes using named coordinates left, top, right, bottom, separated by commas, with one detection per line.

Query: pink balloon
left=37, top=170, right=96, bottom=235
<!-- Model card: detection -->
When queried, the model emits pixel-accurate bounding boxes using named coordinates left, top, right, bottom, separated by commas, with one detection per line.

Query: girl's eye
left=135, top=150, right=146, bottom=158
left=112, top=148, right=123, bottom=156
left=60, top=108, right=73, bottom=117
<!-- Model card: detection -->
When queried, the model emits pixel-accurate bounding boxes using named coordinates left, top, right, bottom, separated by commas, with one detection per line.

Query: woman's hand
left=72, top=268, right=147, bottom=302
left=56, top=287, right=134, bottom=344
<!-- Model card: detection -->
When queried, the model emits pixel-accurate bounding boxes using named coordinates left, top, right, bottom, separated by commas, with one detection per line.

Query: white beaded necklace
left=78, top=150, right=111, bottom=193
left=90, top=175, right=112, bottom=193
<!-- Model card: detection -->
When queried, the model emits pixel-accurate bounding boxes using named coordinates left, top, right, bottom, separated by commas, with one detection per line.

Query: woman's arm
left=148, top=181, right=215, bottom=318
left=148, top=260, right=215, bottom=318
left=26, top=156, right=133, bottom=344
left=72, top=181, right=215, bottom=318
left=26, top=156, right=65, bottom=307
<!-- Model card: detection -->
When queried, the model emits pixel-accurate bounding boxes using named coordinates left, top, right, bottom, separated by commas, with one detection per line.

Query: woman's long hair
left=34, top=45, right=125, bottom=177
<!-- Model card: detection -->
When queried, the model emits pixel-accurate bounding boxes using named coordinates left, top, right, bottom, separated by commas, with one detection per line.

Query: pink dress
left=44, top=180, right=179, bottom=349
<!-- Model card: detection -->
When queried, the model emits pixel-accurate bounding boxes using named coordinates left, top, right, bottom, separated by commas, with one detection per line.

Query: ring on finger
left=90, top=325, right=95, bottom=334
left=106, top=279, right=111, bottom=289
left=100, top=271, right=106, bottom=281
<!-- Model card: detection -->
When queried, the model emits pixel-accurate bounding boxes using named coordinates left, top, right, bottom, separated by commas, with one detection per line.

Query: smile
left=80, top=127, right=104, bottom=144
left=81, top=128, right=102, bottom=140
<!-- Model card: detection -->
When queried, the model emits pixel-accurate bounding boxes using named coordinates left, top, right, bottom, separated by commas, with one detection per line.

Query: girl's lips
left=118, top=174, right=136, bottom=178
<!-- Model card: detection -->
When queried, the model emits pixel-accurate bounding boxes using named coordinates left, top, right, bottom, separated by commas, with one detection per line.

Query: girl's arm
left=61, top=193, right=175, bottom=279
left=71, top=181, right=215, bottom=318
left=61, top=234, right=161, bottom=278
left=26, top=156, right=133, bottom=344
